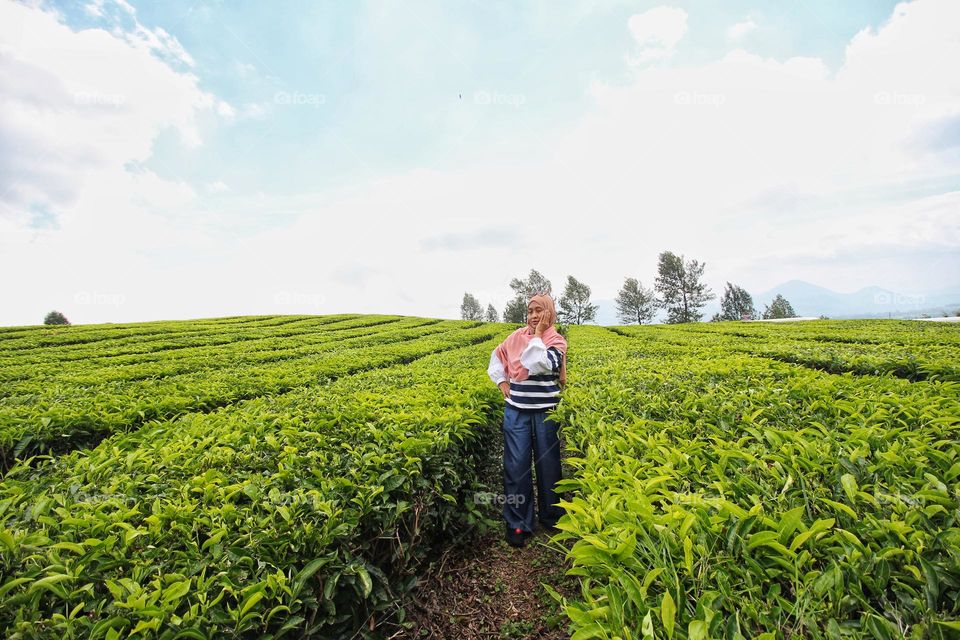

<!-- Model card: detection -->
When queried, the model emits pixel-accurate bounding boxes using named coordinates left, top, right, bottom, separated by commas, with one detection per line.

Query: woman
left=487, top=293, right=567, bottom=547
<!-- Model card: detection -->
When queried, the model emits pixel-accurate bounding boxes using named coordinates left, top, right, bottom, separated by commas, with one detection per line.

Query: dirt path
left=395, top=524, right=577, bottom=639
left=373, top=414, right=580, bottom=639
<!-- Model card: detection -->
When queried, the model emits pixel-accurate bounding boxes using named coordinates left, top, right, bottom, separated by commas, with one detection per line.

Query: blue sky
left=1, top=0, right=958, bottom=324
left=62, top=0, right=903, bottom=195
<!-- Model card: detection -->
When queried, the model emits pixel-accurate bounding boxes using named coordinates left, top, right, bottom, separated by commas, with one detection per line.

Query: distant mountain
left=755, top=280, right=960, bottom=319
left=588, top=280, right=960, bottom=325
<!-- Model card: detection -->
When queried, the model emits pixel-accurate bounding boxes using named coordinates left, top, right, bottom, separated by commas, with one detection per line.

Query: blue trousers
left=501, top=403, right=565, bottom=532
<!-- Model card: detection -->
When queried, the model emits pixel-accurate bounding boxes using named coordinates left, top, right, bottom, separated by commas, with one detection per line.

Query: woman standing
left=487, top=293, right=567, bottom=547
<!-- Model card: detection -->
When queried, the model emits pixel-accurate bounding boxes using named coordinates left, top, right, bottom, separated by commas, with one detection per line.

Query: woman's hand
left=534, top=314, right=550, bottom=337
left=498, top=381, right=510, bottom=398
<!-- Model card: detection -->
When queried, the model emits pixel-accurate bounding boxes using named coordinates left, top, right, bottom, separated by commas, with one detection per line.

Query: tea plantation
left=0, top=316, right=957, bottom=639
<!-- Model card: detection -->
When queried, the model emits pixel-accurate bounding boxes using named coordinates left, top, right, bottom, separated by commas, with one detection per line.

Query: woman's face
left=527, top=302, right=545, bottom=331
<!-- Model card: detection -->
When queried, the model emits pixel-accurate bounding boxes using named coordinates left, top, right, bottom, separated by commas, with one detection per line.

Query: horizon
left=17, top=272, right=960, bottom=328
left=2, top=0, right=959, bottom=326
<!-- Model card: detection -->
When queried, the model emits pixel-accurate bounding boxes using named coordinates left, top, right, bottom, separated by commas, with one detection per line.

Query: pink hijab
left=495, top=294, right=568, bottom=387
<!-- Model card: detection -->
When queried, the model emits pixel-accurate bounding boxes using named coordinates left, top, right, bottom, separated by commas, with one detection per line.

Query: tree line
left=461, top=250, right=798, bottom=325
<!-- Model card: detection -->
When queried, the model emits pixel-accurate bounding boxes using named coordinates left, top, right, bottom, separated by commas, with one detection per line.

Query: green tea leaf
left=840, top=474, right=858, bottom=502
left=661, top=591, right=676, bottom=639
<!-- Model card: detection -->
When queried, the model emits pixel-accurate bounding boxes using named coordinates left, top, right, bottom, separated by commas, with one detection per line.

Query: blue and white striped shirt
left=488, top=336, right=564, bottom=411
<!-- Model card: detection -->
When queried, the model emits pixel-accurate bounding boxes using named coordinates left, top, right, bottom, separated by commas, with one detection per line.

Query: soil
left=390, top=524, right=577, bottom=639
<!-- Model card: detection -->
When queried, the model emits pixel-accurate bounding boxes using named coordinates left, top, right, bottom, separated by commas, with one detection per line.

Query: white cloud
left=240, top=103, right=268, bottom=119
left=0, top=0, right=234, bottom=324
left=235, top=61, right=256, bottom=76
left=83, top=1, right=104, bottom=18
left=125, top=22, right=196, bottom=68
left=0, top=0, right=224, bottom=224
left=1, top=0, right=959, bottom=325
left=627, top=6, right=688, bottom=63
left=92, top=0, right=195, bottom=68
left=727, top=18, right=757, bottom=40
left=216, top=100, right=236, bottom=118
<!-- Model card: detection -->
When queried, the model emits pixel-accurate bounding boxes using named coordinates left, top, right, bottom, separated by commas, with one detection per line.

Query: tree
left=615, top=277, right=658, bottom=324
left=509, top=269, right=552, bottom=299
left=558, top=275, right=598, bottom=325
left=762, top=294, right=797, bottom=319
left=460, top=293, right=483, bottom=321
left=503, top=297, right=527, bottom=324
left=654, top=251, right=715, bottom=324
left=719, top=282, right=756, bottom=321
left=503, top=269, right=553, bottom=323
left=44, top=310, right=70, bottom=325
left=484, top=304, right=499, bottom=322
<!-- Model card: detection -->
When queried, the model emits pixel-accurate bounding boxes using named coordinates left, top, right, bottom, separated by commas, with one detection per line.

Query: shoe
left=505, top=526, right=526, bottom=548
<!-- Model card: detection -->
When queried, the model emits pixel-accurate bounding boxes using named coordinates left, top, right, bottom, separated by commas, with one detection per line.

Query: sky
left=1, top=0, right=959, bottom=326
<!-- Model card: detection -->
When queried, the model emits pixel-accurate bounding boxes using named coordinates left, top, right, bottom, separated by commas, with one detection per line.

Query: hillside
left=0, top=315, right=957, bottom=638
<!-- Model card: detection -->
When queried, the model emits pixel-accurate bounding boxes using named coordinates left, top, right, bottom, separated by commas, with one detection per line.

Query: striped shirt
left=488, top=337, right=564, bottom=411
